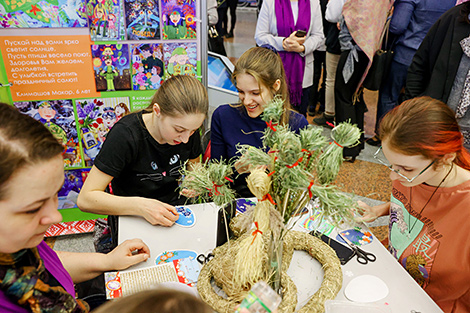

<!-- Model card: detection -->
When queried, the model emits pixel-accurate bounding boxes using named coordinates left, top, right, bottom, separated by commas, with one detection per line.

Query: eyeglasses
left=373, top=146, right=435, bottom=183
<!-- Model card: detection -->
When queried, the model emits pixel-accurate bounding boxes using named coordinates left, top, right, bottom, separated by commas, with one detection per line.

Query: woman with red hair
left=359, top=96, right=470, bottom=312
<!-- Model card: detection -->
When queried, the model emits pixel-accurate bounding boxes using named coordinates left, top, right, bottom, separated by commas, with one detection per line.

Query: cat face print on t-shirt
left=137, top=154, right=183, bottom=181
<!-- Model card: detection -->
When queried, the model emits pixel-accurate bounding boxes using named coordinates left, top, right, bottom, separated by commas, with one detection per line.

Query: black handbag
left=208, top=25, right=227, bottom=56
left=363, top=16, right=394, bottom=91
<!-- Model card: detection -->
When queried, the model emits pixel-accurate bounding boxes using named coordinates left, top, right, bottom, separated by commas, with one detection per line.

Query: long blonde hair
left=232, top=47, right=291, bottom=125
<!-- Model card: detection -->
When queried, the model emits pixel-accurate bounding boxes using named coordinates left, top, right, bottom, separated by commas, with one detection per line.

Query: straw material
left=197, top=230, right=342, bottom=313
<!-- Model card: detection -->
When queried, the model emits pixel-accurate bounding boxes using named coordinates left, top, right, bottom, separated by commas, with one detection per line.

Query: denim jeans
left=375, top=60, right=409, bottom=133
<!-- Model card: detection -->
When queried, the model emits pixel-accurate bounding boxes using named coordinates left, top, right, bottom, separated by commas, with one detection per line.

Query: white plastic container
left=235, top=281, right=282, bottom=313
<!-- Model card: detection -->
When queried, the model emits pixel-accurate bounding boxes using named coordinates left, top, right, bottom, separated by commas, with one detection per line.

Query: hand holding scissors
left=338, top=232, right=376, bottom=265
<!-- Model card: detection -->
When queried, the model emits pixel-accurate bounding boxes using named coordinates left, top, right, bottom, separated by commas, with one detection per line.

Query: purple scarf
left=275, top=0, right=311, bottom=106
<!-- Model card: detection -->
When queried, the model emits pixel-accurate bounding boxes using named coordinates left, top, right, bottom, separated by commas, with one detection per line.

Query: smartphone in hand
left=295, top=30, right=307, bottom=37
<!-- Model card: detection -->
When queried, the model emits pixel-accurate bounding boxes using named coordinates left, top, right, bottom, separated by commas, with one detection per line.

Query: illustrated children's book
left=91, top=44, right=131, bottom=91
left=86, top=0, right=124, bottom=41
left=75, top=96, right=130, bottom=166
left=131, top=43, right=164, bottom=90
left=161, top=0, right=197, bottom=40
left=104, top=257, right=201, bottom=299
left=14, top=100, right=83, bottom=169
left=0, top=0, right=87, bottom=28
left=124, top=0, right=159, bottom=40
left=163, top=42, right=197, bottom=78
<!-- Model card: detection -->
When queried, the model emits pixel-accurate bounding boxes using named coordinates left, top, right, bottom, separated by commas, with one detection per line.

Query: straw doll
left=180, top=96, right=362, bottom=312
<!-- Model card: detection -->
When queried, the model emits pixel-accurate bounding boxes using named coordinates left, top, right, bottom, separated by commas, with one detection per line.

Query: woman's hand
left=355, top=201, right=390, bottom=223
left=138, top=198, right=179, bottom=226
left=282, top=31, right=306, bottom=53
left=106, top=239, right=151, bottom=271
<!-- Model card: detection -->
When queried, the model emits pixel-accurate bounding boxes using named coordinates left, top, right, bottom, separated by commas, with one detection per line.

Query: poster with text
left=161, top=0, right=196, bottom=40
left=0, top=0, right=88, bottom=28
left=0, top=35, right=101, bottom=101
left=124, top=0, right=159, bottom=40
left=14, top=99, right=83, bottom=168
left=163, top=42, right=196, bottom=78
left=131, top=42, right=164, bottom=90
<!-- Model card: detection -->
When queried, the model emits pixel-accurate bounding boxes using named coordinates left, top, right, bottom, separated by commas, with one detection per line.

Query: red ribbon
left=224, top=176, right=234, bottom=183
left=326, top=121, right=335, bottom=128
left=261, top=193, right=277, bottom=205
left=265, top=121, right=278, bottom=132
left=267, top=171, right=276, bottom=177
left=251, top=221, right=263, bottom=244
left=286, top=155, right=304, bottom=168
left=307, top=180, right=314, bottom=198
left=330, top=140, right=343, bottom=148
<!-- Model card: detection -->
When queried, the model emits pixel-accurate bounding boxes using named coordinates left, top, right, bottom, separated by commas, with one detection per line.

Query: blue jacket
left=390, top=0, right=456, bottom=66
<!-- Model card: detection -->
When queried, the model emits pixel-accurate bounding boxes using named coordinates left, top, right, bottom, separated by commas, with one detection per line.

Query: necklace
left=408, top=163, right=454, bottom=235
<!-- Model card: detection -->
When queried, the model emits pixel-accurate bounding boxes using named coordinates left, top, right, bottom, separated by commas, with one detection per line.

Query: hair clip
left=259, top=44, right=278, bottom=55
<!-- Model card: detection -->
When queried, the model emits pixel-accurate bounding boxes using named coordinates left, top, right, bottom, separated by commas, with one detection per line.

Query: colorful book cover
left=163, top=42, right=197, bottom=78
left=86, top=0, right=123, bottom=41
left=161, top=0, right=196, bottom=40
left=0, top=0, right=87, bottom=28
left=75, top=97, right=130, bottom=166
left=58, top=168, right=89, bottom=210
left=91, top=44, right=131, bottom=91
left=124, top=0, right=159, bottom=40
left=131, top=43, right=164, bottom=90
left=14, top=100, right=83, bottom=169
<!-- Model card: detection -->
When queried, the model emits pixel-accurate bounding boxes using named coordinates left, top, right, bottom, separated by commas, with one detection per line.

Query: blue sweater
left=211, top=104, right=309, bottom=161
left=390, top=0, right=455, bottom=66
left=210, top=104, right=309, bottom=197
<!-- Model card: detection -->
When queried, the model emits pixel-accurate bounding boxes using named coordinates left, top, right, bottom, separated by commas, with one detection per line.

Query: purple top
left=0, top=241, right=75, bottom=313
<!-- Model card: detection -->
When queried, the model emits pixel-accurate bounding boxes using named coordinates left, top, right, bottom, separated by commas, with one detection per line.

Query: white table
left=119, top=202, right=443, bottom=313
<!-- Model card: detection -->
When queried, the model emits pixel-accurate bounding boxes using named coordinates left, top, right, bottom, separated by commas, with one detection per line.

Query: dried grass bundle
left=316, top=122, right=362, bottom=185
left=179, top=160, right=236, bottom=207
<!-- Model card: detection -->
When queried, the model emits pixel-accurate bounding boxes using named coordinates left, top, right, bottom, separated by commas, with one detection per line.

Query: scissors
left=338, top=232, right=376, bottom=265
left=197, top=252, right=214, bottom=265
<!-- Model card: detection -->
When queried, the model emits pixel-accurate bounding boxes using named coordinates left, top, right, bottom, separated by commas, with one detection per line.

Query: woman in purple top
left=0, top=103, right=150, bottom=313
left=211, top=47, right=309, bottom=197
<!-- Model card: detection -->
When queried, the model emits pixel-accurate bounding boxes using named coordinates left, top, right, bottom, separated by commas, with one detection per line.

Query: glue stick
left=235, top=281, right=281, bottom=313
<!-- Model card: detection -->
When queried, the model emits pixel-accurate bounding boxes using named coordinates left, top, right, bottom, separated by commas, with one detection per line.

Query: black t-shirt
left=94, top=111, right=202, bottom=205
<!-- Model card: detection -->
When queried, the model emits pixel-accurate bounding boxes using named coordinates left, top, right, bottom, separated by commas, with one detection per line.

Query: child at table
left=358, top=97, right=470, bottom=312
left=77, top=75, right=208, bottom=248
left=0, top=102, right=150, bottom=312
left=210, top=46, right=309, bottom=197
left=93, top=289, right=212, bottom=313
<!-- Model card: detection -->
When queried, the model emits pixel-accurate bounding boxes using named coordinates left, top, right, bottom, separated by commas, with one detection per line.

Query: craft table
left=119, top=201, right=443, bottom=313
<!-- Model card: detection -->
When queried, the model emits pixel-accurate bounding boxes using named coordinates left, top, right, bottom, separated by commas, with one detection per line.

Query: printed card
left=104, top=257, right=201, bottom=299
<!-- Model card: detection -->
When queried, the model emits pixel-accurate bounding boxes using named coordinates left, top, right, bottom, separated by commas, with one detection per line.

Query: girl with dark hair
left=0, top=103, right=150, bottom=312
left=359, top=97, right=470, bottom=312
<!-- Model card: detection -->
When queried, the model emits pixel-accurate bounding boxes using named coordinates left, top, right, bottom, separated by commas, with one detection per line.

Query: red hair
left=379, top=96, right=470, bottom=170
